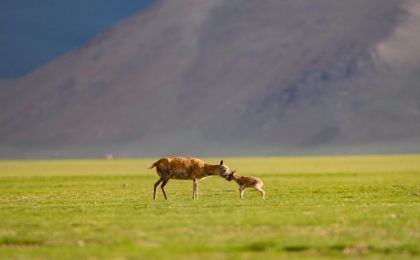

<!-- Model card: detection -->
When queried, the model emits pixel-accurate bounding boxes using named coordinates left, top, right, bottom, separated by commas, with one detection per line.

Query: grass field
left=1, top=155, right=420, bottom=259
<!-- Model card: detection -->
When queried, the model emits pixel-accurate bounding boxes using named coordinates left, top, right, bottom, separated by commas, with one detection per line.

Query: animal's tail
left=146, top=161, right=158, bottom=170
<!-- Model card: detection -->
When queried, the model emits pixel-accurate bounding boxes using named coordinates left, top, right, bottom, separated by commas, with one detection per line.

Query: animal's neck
left=203, top=164, right=219, bottom=176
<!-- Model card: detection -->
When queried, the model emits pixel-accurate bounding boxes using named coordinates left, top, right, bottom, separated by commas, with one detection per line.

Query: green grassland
left=1, top=155, right=419, bottom=259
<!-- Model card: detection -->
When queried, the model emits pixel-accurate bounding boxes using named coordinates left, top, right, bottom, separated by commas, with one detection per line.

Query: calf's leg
left=255, top=186, right=265, bottom=199
left=239, top=186, right=245, bottom=199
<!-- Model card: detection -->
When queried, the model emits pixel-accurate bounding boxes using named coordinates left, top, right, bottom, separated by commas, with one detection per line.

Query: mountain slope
left=1, top=0, right=419, bottom=158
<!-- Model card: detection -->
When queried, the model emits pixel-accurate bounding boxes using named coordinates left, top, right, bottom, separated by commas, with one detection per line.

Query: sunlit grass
left=0, top=155, right=419, bottom=258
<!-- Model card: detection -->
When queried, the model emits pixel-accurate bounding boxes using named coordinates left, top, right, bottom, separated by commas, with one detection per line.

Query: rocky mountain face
left=1, top=0, right=419, bottom=158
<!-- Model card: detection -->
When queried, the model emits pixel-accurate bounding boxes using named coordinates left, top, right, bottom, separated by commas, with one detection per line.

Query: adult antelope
left=147, top=157, right=230, bottom=200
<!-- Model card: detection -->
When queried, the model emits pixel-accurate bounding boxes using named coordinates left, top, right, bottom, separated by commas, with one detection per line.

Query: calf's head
left=225, top=170, right=236, bottom=181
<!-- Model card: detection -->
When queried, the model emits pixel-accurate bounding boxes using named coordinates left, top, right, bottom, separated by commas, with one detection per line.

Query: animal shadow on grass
left=239, top=241, right=310, bottom=252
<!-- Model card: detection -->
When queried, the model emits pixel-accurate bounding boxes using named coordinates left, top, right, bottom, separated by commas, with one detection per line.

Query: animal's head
left=225, top=170, right=236, bottom=181
left=218, top=160, right=230, bottom=177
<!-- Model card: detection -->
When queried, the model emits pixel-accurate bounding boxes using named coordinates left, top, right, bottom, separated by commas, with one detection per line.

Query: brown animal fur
left=224, top=170, right=265, bottom=199
left=148, top=157, right=230, bottom=200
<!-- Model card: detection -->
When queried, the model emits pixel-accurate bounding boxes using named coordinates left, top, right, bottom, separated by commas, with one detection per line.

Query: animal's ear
left=232, top=170, right=236, bottom=175
left=220, top=160, right=224, bottom=166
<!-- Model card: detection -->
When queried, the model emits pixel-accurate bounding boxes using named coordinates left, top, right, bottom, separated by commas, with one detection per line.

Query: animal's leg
left=256, top=186, right=266, bottom=199
left=239, top=186, right=245, bottom=199
left=153, top=177, right=163, bottom=200
left=161, top=179, right=169, bottom=200
left=193, top=178, right=198, bottom=199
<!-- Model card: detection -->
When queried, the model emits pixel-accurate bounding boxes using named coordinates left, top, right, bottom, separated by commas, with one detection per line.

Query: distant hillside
left=1, top=0, right=420, bottom=158
left=0, top=0, right=154, bottom=78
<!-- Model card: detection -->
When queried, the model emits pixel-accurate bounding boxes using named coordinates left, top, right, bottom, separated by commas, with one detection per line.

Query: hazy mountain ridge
left=1, top=0, right=419, bottom=158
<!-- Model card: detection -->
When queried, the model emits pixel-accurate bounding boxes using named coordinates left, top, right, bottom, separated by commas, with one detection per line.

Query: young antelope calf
left=224, top=170, right=265, bottom=199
